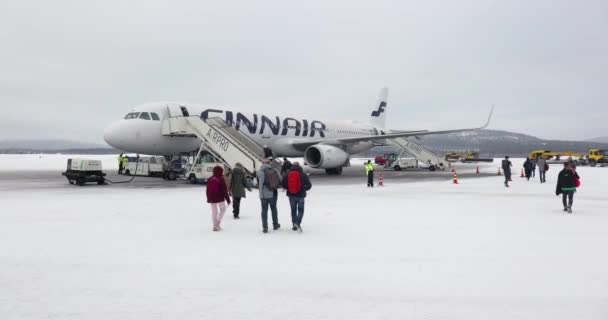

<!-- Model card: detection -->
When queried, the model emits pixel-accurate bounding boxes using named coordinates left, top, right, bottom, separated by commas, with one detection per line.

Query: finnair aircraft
left=104, top=88, right=492, bottom=173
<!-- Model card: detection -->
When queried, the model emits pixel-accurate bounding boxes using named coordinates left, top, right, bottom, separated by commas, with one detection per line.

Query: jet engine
left=304, top=145, right=349, bottom=169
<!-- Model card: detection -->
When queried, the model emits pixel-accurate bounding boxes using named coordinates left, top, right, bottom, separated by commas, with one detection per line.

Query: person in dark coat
left=523, top=158, right=533, bottom=181
left=502, top=156, right=512, bottom=187
left=263, top=145, right=273, bottom=160
left=556, top=162, right=579, bottom=213
left=229, top=163, right=251, bottom=219
left=281, top=157, right=292, bottom=176
left=281, top=161, right=312, bottom=233
left=206, top=166, right=231, bottom=231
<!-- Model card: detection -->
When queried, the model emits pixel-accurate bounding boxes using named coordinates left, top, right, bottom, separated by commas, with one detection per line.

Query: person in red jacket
left=206, top=166, right=231, bottom=231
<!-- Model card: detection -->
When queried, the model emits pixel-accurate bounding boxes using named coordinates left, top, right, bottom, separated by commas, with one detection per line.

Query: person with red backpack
left=206, top=166, right=231, bottom=231
left=281, top=161, right=312, bottom=233
left=256, top=159, right=281, bottom=233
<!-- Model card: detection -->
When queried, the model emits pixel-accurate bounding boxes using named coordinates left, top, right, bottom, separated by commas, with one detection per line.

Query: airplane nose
left=103, top=122, right=125, bottom=149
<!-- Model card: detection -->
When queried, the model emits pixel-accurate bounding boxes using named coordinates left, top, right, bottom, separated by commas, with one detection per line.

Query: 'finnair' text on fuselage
left=201, top=109, right=327, bottom=138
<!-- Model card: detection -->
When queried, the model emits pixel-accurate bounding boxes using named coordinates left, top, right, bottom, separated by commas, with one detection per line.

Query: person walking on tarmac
left=556, top=162, right=580, bottom=213
left=281, top=157, right=292, bottom=177
left=257, top=159, right=281, bottom=233
left=502, top=156, right=512, bottom=187
left=365, top=160, right=375, bottom=187
left=523, top=157, right=534, bottom=181
left=228, top=163, right=251, bottom=219
left=206, top=166, right=231, bottom=231
left=282, top=161, right=312, bottom=233
left=531, top=158, right=537, bottom=178
left=537, top=157, right=548, bottom=183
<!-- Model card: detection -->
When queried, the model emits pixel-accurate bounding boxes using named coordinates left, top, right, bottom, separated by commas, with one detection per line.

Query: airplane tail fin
left=370, top=87, right=388, bottom=129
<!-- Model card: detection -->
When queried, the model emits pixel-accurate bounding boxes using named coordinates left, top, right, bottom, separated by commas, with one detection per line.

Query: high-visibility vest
left=365, top=163, right=374, bottom=174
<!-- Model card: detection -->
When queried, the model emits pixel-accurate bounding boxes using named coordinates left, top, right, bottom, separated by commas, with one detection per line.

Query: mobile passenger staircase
left=161, top=115, right=281, bottom=176
left=390, top=137, right=447, bottom=171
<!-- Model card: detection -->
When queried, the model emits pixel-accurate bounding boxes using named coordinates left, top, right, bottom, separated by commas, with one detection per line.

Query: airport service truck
left=375, top=154, right=418, bottom=171
left=62, top=158, right=106, bottom=186
left=187, top=152, right=227, bottom=184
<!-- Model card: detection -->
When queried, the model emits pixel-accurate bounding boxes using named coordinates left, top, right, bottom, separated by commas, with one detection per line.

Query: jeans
left=232, top=197, right=241, bottom=217
left=289, top=196, right=305, bottom=226
left=260, top=198, right=279, bottom=228
left=562, top=190, right=574, bottom=208
left=539, top=171, right=546, bottom=183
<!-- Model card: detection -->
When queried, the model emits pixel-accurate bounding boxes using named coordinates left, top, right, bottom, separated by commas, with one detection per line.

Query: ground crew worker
left=365, top=160, right=374, bottom=187
left=117, top=153, right=125, bottom=174
left=120, top=155, right=128, bottom=174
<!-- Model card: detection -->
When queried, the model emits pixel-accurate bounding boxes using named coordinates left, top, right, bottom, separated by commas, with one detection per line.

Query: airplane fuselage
left=104, top=102, right=379, bottom=156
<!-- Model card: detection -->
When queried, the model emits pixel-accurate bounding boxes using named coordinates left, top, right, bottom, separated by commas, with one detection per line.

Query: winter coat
left=537, top=159, right=547, bottom=172
left=206, top=166, right=231, bottom=204
left=281, top=165, right=312, bottom=198
left=365, top=162, right=374, bottom=175
left=556, top=168, right=579, bottom=195
left=523, top=159, right=534, bottom=172
left=501, top=159, right=512, bottom=172
left=229, top=163, right=249, bottom=198
left=256, top=163, right=277, bottom=199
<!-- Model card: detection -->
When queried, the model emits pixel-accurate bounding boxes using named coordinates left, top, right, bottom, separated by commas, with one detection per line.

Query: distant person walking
left=523, top=158, right=534, bottom=181
left=257, top=159, right=281, bottom=233
left=206, top=166, right=231, bottom=231
left=537, top=158, right=548, bottom=183
left=229, top=163, right=251, bottom=219
left=556, top=162, right=580, bottom=213
left=282, top=161, right=312, bottom=233
left=365, top=160, right=375, bottom=187
left=502, top=156, right=512, bottom=187
left=281, top=157, right=292, bottom=177
left=531, top=158, right=537, bottom=178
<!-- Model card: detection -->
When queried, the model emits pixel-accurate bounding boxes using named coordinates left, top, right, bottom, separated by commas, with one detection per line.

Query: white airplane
left=104, top=88, right=493, bottom=173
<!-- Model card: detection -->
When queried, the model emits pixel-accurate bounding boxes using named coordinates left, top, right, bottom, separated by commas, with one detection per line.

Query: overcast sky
left=1, top=0, right=606, bottom=144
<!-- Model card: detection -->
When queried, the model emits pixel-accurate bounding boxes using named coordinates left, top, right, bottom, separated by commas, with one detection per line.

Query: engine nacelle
left=304, top=145, right=350, bottom=169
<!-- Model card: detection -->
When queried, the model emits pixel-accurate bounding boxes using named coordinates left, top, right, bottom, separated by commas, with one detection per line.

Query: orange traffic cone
left=476, top=166, right=480, bottom=174
left=453, top=172, right=459, bottom=184
left=520, top=169, right=524, bottom=178
left=378, top=174, right=384, bottom=186
left=497, top=167, right=502, bottom=176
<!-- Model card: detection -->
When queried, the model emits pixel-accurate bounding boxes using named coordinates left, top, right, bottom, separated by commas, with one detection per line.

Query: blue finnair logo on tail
left=371, top=101, right=386, bottom=117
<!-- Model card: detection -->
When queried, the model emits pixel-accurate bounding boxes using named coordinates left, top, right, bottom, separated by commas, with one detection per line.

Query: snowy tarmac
left=1, top=155, right=607, bottom=319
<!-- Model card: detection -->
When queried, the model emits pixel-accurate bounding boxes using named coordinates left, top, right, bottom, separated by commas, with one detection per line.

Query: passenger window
left=139, top=112, right=151, bottom=120
left=151, top=112, right=160, bottom=121
left=124, top=112, right=140, bottom=119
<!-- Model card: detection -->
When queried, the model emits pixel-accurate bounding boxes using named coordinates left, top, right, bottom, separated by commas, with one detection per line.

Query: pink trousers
left=210, top=202, right=226, bottom=229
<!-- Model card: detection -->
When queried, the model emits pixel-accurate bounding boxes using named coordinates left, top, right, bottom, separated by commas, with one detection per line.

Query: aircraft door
left=165, top=104, right=191, bottom=118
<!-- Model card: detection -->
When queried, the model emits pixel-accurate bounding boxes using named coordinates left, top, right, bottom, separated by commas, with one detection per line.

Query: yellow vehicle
left=587, top=149, right=608, bottom=167
left=445, top=151, right=493, bottom=163
left=528, top=150, right=584, bottom=161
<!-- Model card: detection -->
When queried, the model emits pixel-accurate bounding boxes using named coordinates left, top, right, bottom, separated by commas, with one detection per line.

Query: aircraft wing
left=292, top=106, right=494, bottom=149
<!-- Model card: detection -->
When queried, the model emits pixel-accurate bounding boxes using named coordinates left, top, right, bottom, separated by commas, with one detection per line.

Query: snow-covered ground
left=1, top=155, right=607, bottom=319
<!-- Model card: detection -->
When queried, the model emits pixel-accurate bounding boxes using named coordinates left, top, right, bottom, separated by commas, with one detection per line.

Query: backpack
left=544, top=163, right=549, bottom=171
left=287, top=171, right=302, bottom=194
left=207, top=176, right=220, bottom=196
left=264, top=168, right=281, bottom=190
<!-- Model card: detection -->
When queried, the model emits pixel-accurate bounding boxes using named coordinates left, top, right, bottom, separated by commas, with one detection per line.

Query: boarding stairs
left=390, top=137, right=446, bottom=171
left=161, top=115, right=281, bottom=176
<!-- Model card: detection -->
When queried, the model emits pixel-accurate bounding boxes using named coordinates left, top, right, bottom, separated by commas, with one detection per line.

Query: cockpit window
left=124, top=112, right=140, bottom=119
left=151, top=112, right=160, bottom=120
left=139, top=112, right=151, bottom=120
